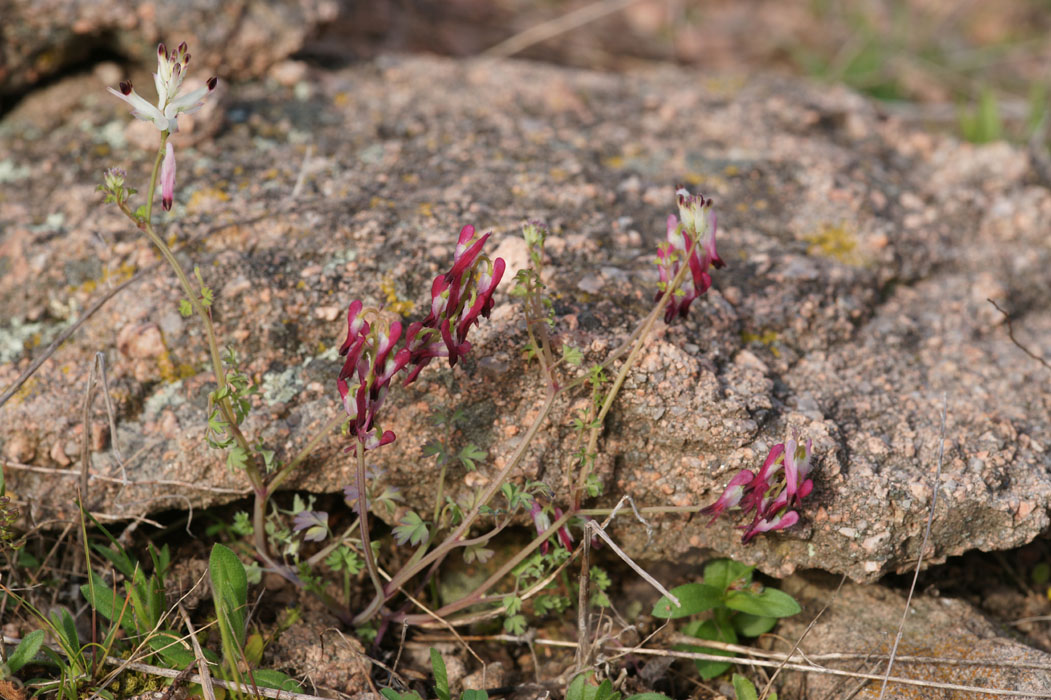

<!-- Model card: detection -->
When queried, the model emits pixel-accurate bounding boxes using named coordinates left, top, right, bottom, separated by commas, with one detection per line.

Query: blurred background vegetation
left=317, top=0, right=1051, bottom=145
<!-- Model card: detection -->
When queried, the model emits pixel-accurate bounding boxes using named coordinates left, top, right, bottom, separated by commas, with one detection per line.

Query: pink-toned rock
left=1, top=56, right=1049, bottom=586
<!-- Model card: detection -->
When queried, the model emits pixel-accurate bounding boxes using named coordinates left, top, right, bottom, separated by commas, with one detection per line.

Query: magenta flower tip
left=160, top=141, right=176, bottom=211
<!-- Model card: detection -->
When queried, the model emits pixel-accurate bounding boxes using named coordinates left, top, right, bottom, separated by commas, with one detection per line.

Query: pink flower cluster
left=700, top=435, right=814, bottom=543
left=337, top=225, right=504, bottom=450
left=529, top=500, right=573, bottom=553
left=655, top=188, right=724, bottom=322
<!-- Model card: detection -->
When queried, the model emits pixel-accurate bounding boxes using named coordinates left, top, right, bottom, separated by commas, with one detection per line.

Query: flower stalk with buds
left=701, top=435, right=815, bottom=543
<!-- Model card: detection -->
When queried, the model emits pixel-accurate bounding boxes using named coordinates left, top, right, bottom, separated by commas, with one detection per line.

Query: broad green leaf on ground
left=725, top=587, right=801, bottom=618
left=703, top=559, right=754, bottom=591
left=732, top=611, right=778, bottom=637
left=651, top=583, right=722, bottom=619
left=681, top=619, right=738, bottom=680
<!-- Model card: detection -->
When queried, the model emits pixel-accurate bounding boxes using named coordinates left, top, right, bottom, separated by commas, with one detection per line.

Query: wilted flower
left=701, top=434, right=815, bottom=544
left=655, top=188, right=724, bottom=322
left=107, top=42, right=218, bottom=133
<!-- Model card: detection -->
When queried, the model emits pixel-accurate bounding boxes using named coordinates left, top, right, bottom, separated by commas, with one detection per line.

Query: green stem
left=355, top=439, right=385, bottom=603
left=573, top=237, right=698, bottom=505
left=268, top=411, right=345, bottom=493
left=352, top=389, right=560, bottom=625
left=395, top=510, right=573, bottom=624
left=121, top=135, right=262, bottom=494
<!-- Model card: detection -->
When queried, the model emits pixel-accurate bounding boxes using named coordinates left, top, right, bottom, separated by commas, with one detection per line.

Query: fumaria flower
left=336, top=225, right=505, bottom=451
left=107, top=42, right=218, bottom=213
left=160, top=142, right=176, bottom=210
left=701, top=434, right=815, bottom=544
left=107, top=42, right=218, bottom=133
left=655, top=188, right=724, bottom=322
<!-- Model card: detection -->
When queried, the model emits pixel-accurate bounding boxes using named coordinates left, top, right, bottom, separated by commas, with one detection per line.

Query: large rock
left=1, top=56, right=1049, bottom=583
left=775, top=573, right=1051, bottom=699
left=0, top=0, right=337, bottom=96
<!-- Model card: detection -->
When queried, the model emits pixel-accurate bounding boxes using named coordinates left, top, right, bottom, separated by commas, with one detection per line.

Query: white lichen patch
left=0, top=318, right=47, bottom=363
left=0, top=158, right=30, bottom=183
left=261, top=365, right=304, bottom=406
left=143, top=380, right=186, bottom=417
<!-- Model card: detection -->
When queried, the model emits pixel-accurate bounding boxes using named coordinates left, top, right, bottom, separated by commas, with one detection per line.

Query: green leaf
left=503, top=614, right=527, bottom=635
left=651, top=583, right=722, bottom=619
left=681, top=618, right=737, bottom=680
left=625, top=695, right=674, bottom=700
left=561, top=344, right=583, bottom=367
left=732, top=612, right=778, bottom=637
left=244, top=633, right=264, bottom=667
left=392, top=511, right=429, bottom=547
left=380, top=690, right=420, bottom=700
left=226, top=446, right=248, bottom=471
left=7, top=629, right=44, bottom=673
left=704, top=559, right=754, bottom=591
left=179, top=299, right=193, bottom=317
left=725, top=588, right=801, bottom=618
left=91, top=543, right=135, bottom=579
left=462, top=691, right=489, bottom=700
left=147, top=631, right=204, bottom=667
left=566, top=673, right=588, bottom=700
left=251, top=669, right=303, bottom=693
left=458, top=443, right=487, bottom=471
left=732, top=674, right=759, bottom=700
left=430, top=648, right=450, bottom=700
left=209, top=543, right=248, bottom=651
left=80, top=571, right=129, bottom=632
left=565, top=672, right=621, bottom=700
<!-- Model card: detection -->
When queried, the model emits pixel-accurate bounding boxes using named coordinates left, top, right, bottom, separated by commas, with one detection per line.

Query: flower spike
left=701, top=434, right=815, bottom=543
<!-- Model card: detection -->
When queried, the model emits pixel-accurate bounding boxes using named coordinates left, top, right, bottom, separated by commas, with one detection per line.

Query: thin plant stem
left=119, top=135, right=261, bottom=495
left=355, top=439, right=385, bottom=603
left=395, top=510, right=574, bottom=624
left=574, top=238, right=697, bottom=503
left=267, top=411, right=345, bottom=493
left=352, top=389, right=559, bottom=624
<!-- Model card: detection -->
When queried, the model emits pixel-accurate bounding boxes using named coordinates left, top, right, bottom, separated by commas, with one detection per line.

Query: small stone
left=4, top=434, right=36, bottom=463
left=270, top=60, right=308, bottom=87
left=117, top=323, right=165, bottom=359
left=50, top=441, right=71, bottom=466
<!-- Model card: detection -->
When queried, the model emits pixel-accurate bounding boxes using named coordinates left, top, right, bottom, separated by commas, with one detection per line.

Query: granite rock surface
left=776, top=573, right=1051, bottom=699
left=1, top=55, right=1050, bottom=583
left=0, top=0, right=336, bottom=97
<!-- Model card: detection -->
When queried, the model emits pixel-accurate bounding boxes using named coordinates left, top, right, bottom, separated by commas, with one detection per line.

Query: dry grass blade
left=482, top=0, right=643, bottom=59
left=179, top=604, right=217, bottom=700
left=988, top=298, right=1051, bottom=371
left=876, top=393, right=947, bottom=700
left=760, top=573, right=847, bottom=699
left=412, top=633, right=1051, bottom=697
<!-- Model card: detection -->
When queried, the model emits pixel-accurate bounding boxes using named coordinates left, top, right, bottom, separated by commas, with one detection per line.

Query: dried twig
left=482, top=0, right=643, bottom=59
left=988, top=298, right=1051, bottom=371
left=877, top=393, right=948, bottom=699
left=412, top=632, right=1051, bottom=697
left=760, top=573, right=847, bottom=699
left=179, top=604, right=217, bottom=700
left=0, top=460, right=250, bottom=494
